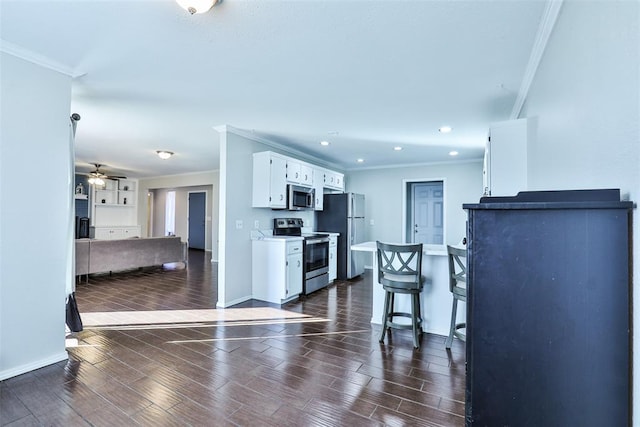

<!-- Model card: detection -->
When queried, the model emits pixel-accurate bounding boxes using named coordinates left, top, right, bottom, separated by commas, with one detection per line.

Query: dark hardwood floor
left=1, top=249, right=465, bottom=426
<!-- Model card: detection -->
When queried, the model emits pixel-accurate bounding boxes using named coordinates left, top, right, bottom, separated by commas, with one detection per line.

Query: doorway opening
left=188, top=191, right=206, bottom=250
left=404, top=180, right=444, bottom=245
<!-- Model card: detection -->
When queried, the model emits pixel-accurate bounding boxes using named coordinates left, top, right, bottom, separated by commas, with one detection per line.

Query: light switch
left=236, top=220, right=243, bottom=229
left=254, top=220, right=260, bottom=229
left=370, top=219, right=375, bottom=226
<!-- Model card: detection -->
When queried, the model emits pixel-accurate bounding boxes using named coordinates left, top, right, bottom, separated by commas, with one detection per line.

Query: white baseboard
left=216, top=295, right=252, bottom=308
left=0, top=351, right=68, bottom=381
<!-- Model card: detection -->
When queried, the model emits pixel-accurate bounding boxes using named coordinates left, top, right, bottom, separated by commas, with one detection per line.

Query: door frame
left=402, top=178, right=447, bottom=245
left=187, top=190, right=207, bottom=250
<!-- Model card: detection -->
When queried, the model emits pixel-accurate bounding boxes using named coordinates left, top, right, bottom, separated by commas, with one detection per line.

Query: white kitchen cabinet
left=90, top=225, right=141, bottom=240
left=286, top=160, right=301, bottom=184
left=485, top=118, right=528, bottom=197
left=252, top=151, right=287, bottom=208
left=252, top=238, right=303, bottom=304
left=299, top=163, right=313, bottom=187
left=313, top=167, right=325, bottom=211
left=328, top=234, right=338, bottom=282
left=287, top=245, right=303, bottom=297
left=324, top=170, right=344, bottom=191
left=286, top=160, right=313, bottom=187
left=253, top=151, right=345, bottom=209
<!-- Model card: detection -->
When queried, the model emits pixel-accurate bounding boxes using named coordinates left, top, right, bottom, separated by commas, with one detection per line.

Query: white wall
left=346, top=161, right=484, bottom=245
left=139, top=171, right=219, bottom=259
left=520, top=0, right=639, bottom=419
left=150, top=185, right=214, bottom=251
left=0, top=53, right=72, bottom=379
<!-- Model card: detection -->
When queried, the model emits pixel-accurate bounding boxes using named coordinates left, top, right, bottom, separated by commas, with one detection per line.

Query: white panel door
left=412, top=182, right=443, bottom=245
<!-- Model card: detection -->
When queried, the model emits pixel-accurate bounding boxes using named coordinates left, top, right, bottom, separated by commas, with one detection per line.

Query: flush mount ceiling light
left=156, top=150, right=174, bottom=160
left=320, top=141, right=330, bottom=146
left=449, top=150, right=459, bottom=156
left=439, top=126, right=453, bottom=133
left=393, top=146, right=403, bottom=151
left=357, top=158, right=364, bottom=163
left=176, top=0, right=218, bottom=15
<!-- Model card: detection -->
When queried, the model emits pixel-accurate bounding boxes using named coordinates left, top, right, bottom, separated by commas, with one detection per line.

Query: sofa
left=75, top=236, right=187, bottom=276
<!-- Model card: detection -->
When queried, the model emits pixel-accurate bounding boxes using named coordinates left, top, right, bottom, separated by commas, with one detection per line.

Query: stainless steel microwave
left=288, top=184, right=315, bottom=210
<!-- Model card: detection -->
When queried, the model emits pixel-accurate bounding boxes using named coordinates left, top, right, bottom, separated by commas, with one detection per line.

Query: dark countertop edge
left=463, top=201, right=635, bottom=210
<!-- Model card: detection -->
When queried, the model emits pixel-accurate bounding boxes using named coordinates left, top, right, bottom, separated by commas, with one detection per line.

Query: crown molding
left=510, top=0, right=563, bottom=119
left=0, top=39, right=85, bottom=78
left=214, top=124, right=341, bottom=171
left=343, top=158, right=483, bottom=172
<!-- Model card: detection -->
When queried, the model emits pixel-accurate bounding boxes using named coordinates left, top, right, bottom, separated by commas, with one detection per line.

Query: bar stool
left=445, top=245, right=467, bottom=349
left=377, top=241, right=424, bottom=349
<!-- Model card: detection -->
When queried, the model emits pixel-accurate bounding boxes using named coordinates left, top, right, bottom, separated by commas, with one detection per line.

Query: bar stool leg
left=446, top=298, right=458, bottom=349
left=416, top=293, right=422, bottom=348
left=380, top=290, right=390, bottom=343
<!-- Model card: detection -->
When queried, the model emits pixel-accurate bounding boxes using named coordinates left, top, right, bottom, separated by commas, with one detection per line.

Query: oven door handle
left=306, top=238, right=329, bottom=245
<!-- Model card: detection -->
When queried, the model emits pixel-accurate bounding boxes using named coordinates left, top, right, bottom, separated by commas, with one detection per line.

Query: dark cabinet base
left=464, top=190, right=632, bottom=426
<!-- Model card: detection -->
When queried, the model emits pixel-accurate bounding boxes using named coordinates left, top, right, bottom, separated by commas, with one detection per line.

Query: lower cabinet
left=252, top=238, right=303, bottom=304
left=90, top=226, right=141, bottom=240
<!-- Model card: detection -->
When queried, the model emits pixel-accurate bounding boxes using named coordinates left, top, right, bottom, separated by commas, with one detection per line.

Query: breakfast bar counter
left=351, top=241, right=464, bottom=336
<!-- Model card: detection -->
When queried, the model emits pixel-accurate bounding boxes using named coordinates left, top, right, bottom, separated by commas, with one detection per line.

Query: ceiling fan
left=87, top=163, right=127, bottom=186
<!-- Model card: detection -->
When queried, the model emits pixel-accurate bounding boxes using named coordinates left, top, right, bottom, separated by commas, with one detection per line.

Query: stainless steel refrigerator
left=316, top=193, right=365, bottom=280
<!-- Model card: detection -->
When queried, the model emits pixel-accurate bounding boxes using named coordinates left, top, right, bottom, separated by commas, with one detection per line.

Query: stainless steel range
left=273, top=218, right=330, bottom=295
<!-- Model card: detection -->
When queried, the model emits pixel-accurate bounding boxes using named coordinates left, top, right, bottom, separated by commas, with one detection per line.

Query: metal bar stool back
left=377, top=241, right=424, bottom=349
left=445, top=245, right=467, bottom=348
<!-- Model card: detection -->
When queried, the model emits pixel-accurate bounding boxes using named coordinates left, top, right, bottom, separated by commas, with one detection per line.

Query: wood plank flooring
left=1, top=250, right=465, bottom=426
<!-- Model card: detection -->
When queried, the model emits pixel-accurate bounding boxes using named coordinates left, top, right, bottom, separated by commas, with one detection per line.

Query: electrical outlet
left=235, top=220, right=243, bottom=229
left=254, top=220, right=260, bottom=229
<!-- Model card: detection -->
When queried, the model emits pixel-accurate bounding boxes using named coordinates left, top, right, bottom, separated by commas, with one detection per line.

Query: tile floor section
left=1, top=250, right=466, bottom=426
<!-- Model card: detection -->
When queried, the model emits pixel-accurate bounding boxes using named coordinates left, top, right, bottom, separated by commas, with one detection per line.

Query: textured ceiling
left=0, top=0, right=547, bottom=178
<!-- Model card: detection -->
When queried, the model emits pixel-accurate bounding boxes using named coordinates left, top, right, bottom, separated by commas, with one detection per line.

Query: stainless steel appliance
left=315, top=193, right=365, bottom=280
left=287, top=185, right=315, bottom=210
left=273, top=218, right=330, bottom=295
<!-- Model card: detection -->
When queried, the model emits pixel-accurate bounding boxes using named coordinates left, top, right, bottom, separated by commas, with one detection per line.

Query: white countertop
left=350, top=241, right=452, bottom=256
left=251, top=230, right=303, bottom=241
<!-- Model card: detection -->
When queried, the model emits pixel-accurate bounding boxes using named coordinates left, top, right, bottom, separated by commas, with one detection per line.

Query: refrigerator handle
left=350, top=193, right=354, bottom=219
left=350, top=218, right=355, bottom=244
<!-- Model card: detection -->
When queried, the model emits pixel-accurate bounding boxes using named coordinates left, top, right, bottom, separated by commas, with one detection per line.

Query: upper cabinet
left=313, top=167, right=325, bottom=211
left=252, top=151, right=288, bottom=209
left=252, top=151, right=344, bottom=209
left=286, top=159, right=313, bottom=187
left=323, top=169, right=344, bottom=191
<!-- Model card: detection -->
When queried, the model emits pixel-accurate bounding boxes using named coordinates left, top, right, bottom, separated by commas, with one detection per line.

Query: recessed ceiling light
left=449, top=150, right=459, bottom=156
left=357, top=158, right=364, bottom=163
left=320, top=141, right=330, bottom=146
left=156, top=150, right=174, bottom=160
left=439, top=126, right=452, bottom=133
left=393, top=146, right=403, bottom=151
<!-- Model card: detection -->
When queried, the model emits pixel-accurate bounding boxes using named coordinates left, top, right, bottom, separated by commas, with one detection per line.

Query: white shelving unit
left=91, top=178, right=140, bottom=238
